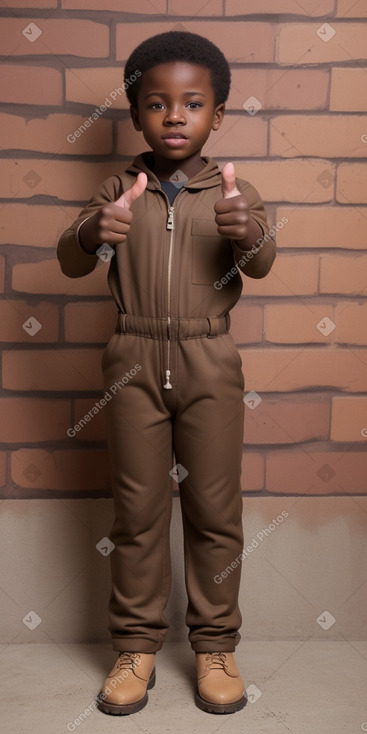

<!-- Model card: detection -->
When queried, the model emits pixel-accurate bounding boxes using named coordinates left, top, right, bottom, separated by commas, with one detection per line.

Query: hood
left=125, top=150, right=222, bottom=191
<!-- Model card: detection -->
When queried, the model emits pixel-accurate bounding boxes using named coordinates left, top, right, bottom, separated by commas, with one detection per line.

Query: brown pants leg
left=174, top=332, right=244, bottom=652
left=101, top=326, right=244, bottom=653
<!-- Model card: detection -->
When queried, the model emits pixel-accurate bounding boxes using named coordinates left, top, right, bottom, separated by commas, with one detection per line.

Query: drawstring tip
left=163, top=369, right=172, bottom=390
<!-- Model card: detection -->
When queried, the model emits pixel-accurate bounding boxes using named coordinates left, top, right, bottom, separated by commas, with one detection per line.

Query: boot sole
left=194, top=688, right=248, bottom=714
left=96, top=667, right=156, bottom=715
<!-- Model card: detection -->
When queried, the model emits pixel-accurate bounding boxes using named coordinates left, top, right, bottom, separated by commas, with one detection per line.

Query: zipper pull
left=164, top=369, right=172, bottom=389
left=167, top=207, right=174, bottom=230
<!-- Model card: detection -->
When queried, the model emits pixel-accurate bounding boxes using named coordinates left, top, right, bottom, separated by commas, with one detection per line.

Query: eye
left=148, top=101, right=203, bottom=110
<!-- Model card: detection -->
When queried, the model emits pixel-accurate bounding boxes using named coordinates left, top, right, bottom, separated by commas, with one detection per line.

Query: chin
left=160, top=150, right=189, bottom=158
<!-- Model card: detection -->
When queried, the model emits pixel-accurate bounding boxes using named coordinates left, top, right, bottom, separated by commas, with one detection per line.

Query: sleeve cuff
left=233, top=219, right=265, bottom=252
left=75, top=214, right=98, bottom=257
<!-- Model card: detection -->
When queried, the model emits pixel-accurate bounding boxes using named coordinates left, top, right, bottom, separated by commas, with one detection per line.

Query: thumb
left=115, top=172, right=148, bottom=210
left=221, top=162, right=241, bottom=199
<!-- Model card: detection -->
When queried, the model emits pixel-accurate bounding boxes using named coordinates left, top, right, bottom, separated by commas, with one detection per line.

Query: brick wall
left=1, top=0, right=366, bottom=498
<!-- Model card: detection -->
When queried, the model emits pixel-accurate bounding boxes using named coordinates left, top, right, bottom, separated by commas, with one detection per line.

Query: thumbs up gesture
left=214, top=162, right=249, bottom=242
left=79, top=172, right=147, bottom=253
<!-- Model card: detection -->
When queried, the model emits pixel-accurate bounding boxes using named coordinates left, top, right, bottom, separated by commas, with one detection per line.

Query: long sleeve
left=57, top=175, right=122, bottom=278
left=231, top=178, right=276, bottom=279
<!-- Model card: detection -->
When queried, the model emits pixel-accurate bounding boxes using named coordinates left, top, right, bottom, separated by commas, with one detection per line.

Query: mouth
left=161, top=133, right=188, bottom=139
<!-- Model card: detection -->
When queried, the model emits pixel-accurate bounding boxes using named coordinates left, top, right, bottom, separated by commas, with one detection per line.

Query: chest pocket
left=191, top=218, right=236, bottom=286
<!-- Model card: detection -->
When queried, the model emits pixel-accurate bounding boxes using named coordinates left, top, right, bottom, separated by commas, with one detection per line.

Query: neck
left=148, top=151, right=206, bottom=181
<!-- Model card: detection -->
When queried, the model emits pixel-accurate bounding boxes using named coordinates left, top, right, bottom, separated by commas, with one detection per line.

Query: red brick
left=2, top=349, right=104, bottom=391
left=336, top=0, right=367, bottom=17
left=229, top=68, right=329, bottom=111
left=270, top=115, right=367, bottom=158
left=0, top=113, right=112, bottom=155
left=331, top=397, right=367, bottom=441
left=116, top=22, right=275, bottom=63
left=204, top=115, right=267, bottom=158
left=335, top=302, right=367, bottom=346
left=12, top=259, right=110, bottom=297
left=337, top=164, right=367, bottom=204
left=0, top=65, right=62, bottom=106
left=241, top=452, right=264, bottom=492
left=238, top=348, right=367, bottom=392
left=64, top=302, right=117, bottom=342
left=330, top=68, right=367, bottom=111
left=241, top=255, right=319, bottom=297
left=229, top=302, right=263, bottom=345
left=73, top=398, right=107, bottom=441
left=11, top=449, right=110, bottom=491
left=319, top=254, right=367, bottom=295
left=2, top=0, right=57, bottom=5
left=0, top=453, right=5, bottom=487
left=227, top=0, right=334, bottom=13
left=264, top=304, right=335, bottom=344
left=0, top=257, right=4, bottom=293
left=1, top=19, right=109, bottom=58
left=275, top=207, right=367, bottom=249
left=234, top=160, right=335, bottom=203
left=0, top=205, right=84, bottom=247
left=169, top=0, right=222, bottom=13
left=0, top=300, right=58, bottom=343
left=0, top=399, right=71, bottom=442
left=62, top=0, right=165, bottom=9
left=266, top=449, right=367, bottom=494
left=244, top=396, right=330, bottom=444
left=66, top=68, right=130, bottom=109
left=0, top=160, right=118, bottom=201
left=277, top=23, right=367, bottom=65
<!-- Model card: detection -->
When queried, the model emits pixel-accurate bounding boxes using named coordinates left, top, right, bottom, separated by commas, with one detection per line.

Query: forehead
left=138, top=62, right=213, bottom=94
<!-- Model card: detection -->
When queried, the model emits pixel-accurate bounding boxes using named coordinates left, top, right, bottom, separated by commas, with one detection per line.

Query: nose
left=164, top=104, right=186, bottom=125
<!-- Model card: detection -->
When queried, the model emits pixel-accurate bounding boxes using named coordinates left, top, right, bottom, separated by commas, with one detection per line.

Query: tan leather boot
left=195, top=651, right=247, bottom=714
left=97, top=652, right=156, bottom=715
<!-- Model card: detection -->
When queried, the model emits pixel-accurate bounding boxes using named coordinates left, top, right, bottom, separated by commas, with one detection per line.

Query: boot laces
left=116, top=652, right=141, bottom=671
left=205, top=652, right=229, bottom=671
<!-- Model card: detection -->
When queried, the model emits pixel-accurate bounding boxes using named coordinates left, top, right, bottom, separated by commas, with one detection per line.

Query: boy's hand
left=214, top=162, right=250, bottom=242
left=79, top=172, right=148, bottom=253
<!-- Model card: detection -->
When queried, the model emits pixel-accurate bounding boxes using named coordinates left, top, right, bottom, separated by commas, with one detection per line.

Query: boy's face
left=130, top=62, right=225, bottom=163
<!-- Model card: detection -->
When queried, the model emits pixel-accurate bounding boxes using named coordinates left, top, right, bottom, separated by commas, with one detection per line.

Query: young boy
left=57, top=30, right=276, bottom=716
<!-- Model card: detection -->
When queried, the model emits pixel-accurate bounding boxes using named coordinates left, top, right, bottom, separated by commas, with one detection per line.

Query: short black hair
left=124, top=30, right=231, bottom=109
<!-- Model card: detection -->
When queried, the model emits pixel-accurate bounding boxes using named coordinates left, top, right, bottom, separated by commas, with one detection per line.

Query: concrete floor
left=1, top=640, right=366, bottom=734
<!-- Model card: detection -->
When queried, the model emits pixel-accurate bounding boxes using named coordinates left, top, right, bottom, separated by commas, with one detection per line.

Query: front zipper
left=163, top=205, right=175, bottom=389
left=160, top=187, right=185, bottom=390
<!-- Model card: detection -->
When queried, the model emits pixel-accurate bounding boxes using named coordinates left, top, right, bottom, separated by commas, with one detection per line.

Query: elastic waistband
left=115, top=313, right=230, bottom=340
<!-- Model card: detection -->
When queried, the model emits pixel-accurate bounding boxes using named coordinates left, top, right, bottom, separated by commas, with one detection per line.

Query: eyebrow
left=145, top=91, right=206, bottom=99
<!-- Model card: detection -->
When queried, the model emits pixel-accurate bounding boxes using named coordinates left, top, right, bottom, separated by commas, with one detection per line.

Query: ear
left=130, top=105, right=142, bottom=132
left=212, top=103, right=225, bottom=132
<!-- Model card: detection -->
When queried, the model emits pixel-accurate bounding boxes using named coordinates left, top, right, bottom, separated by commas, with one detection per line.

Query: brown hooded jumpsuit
left=57, top=151, right=275, bottom=654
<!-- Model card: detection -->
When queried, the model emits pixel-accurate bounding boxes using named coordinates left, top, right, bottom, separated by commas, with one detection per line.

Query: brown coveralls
left=57, top=151, right=275, bottom=653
